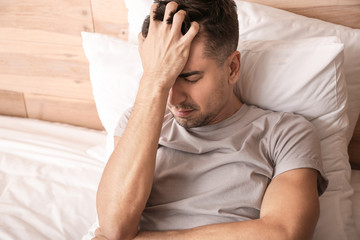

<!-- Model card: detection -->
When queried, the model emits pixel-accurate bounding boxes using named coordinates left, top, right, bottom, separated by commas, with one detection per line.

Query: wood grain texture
left=0, top=40, right=92, bottom=100
left=244, top=0, right=360, bottom=8
left=0, top=0, right=94, bottom=36
left=25, top=93, right=103, bottom=130
left=0, top=0, right=93, bottom=100
left=0, top=90, right=27, bottom=117
left=243, top=0, right=360, bottom=28
left=91, top=0, right=129, bottom=40
left=0, top=0, right=98, bottom=128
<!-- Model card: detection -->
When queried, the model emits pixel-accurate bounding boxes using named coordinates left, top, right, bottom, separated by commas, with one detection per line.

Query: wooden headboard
left=0, top=0, right=359, bottom=167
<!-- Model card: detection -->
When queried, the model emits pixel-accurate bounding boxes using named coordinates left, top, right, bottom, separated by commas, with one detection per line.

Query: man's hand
left=138, top=2, right=199, bottom=91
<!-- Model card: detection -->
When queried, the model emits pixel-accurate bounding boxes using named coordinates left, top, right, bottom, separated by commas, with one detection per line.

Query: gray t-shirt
left=114, top=104, right=328, bottom=231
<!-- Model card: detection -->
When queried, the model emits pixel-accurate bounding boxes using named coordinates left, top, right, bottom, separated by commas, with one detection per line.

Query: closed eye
left=178, top=71, right=203, bottom=84
left=184, top=76, right=201, bottom=83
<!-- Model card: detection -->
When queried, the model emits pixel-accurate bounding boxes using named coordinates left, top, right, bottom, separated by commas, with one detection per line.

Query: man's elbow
left=263, top=204, right=320, bottom=240
left=284, top=207, right=320, bottom=240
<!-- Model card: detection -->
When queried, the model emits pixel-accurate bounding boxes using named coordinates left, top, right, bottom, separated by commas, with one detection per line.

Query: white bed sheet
left=0, top=115, right=359, bottom=239
left=0, top=115, right=106, bottom=240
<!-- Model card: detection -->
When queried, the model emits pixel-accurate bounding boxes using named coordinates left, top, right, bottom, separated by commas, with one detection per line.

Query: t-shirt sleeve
left=269, top=113, right=328, bottom=196
left=113, top=108, right=132, bottom=137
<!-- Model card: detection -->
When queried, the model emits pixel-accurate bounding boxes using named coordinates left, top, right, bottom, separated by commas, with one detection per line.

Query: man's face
left=167, top=37, right=235, bottom=128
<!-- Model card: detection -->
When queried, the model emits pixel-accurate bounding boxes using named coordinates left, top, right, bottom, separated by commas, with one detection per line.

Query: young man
left=93, top=1, right=328, bottom=239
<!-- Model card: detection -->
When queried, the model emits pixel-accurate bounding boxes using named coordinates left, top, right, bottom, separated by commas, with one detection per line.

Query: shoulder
left=245, top=104, right=321, bottom=161
left=257, top=107, right=320, bottom=151
left=271, top=111, right=318, bottom=142
left=245, top=104, right=316, bottom=134
left=246, top=104, right=314, bottom=130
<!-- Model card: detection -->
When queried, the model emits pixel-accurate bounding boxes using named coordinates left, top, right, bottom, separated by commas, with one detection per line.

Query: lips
left=174, top=109, right=194, bottom=118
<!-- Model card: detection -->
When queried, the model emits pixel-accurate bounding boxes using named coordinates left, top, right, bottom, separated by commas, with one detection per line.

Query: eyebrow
left=178, top=71, right=204, bottom=78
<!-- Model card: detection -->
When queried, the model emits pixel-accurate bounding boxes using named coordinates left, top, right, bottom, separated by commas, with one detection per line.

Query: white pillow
left=236, top=37, right=347, bottom=139
left=82, top=32, right=142, bottom=155
left=235, top=1, right=360, bottom=144
left=82, top=31, right=355, bottom=239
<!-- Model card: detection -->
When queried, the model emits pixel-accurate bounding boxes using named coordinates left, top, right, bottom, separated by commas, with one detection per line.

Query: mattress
left=0, top=115, right=359, bottom=239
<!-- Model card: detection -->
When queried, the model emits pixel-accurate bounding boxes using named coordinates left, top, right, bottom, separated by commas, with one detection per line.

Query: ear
left=227, top=51, right=241, bottom=85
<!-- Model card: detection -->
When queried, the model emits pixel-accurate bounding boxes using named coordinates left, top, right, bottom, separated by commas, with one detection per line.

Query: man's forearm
left=95, top=2, right=200, bottom=239
left=96, top=79, right=169, bottom=240
left=134, top=168, right=319, bottom=240
left=134, top=219, right=289, bottom=240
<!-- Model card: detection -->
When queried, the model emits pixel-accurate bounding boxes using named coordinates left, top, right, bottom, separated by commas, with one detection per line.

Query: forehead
left=182, top=36, right=218, bottom=73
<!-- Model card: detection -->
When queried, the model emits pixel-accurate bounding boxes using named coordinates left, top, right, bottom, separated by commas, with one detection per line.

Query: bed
left=0, top=0, right=360, bottom=239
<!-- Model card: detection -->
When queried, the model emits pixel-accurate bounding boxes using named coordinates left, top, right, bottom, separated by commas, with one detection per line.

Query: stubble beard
left=174, top=111, right=213, bottom=129
left=169, top=103, right=216, bottom=129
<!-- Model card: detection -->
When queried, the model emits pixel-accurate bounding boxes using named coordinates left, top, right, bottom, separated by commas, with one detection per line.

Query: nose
left=168, top=79, right=187, bottom=107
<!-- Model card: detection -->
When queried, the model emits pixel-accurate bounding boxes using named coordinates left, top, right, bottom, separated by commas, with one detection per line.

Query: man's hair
left=142, top=0, right=239, bottom=64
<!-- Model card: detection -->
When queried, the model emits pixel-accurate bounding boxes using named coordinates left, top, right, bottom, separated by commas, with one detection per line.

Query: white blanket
left=0, top=116, right=106, bottom=239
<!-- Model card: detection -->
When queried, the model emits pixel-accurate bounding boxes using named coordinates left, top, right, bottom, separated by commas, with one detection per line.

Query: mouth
left=173, top=109, right=195, bottom=118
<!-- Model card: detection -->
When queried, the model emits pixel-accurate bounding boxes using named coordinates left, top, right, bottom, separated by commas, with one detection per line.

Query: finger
left=164, top=1, right=178, bottom=22
left=148, top=3, right=159, bottom=32
left=183, top=21, right=200, bottom=42
left=149, top=3, right=159, bottom=21
left=171, top=10, right=186, bottom=35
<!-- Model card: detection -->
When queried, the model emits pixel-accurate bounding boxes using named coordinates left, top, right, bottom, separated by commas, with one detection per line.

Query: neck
left=212, top=92, right=243, bottom=125
left=230, top=92, right=243, bottom=115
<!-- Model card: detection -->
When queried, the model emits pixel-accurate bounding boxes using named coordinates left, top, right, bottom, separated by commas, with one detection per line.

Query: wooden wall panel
left=25, top=93, right=103, bottom=130
left=243, top=0, right=360, bottom=28
left=90, top=0, right=128, bottom=40
left=0, top=0, right=94, bottom=100
left=0, top=0, right=93, bottom=36
left=286, top=6, right=360, bottom=29
left=0, top=90, right=27, bottom=118
left=0, top=41, right=92, bottom=100
left=0, top=0, right=98, bottom=128
left=0, top=55, right=92, bottom=100
left=243, top=0, right=360, bottom=8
